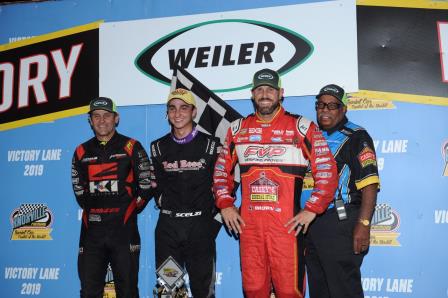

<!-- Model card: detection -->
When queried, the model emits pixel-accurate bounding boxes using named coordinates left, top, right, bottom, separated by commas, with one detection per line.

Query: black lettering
left=238, top=43, right=254, bottom=64
left=195, top=46, right=210, bottom=68
left=255, top=42, right=275, bottom=63
left=222, top=45, right=235, bottom=66
left=168, top=48, right=196, bottom=69
left=212, top=45, right=222, bottom=67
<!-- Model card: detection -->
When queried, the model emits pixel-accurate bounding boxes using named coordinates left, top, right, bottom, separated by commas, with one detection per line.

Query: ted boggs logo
left=10, top=203, right=53, bottom=240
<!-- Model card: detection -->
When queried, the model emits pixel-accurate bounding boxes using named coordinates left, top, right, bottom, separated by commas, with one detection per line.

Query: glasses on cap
left=315, top=102, right=342, bottom=110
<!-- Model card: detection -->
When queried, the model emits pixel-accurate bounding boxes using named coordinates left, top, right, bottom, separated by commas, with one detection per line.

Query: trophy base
left=153, top=285, right=189, bottom=298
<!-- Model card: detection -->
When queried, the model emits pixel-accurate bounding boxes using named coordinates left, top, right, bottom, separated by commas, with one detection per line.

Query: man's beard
left=255, top=99, right=280, bottom=115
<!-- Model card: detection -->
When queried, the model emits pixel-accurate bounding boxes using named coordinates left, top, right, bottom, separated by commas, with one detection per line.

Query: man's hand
left=285, top=210, right=317, bottom=235
left=353, top=222, right=371, bottom=254
left=221, top=206, right=245, bottom=234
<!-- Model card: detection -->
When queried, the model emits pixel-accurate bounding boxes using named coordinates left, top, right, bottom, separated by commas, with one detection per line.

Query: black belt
left=160, top=209, right=203, bottom=218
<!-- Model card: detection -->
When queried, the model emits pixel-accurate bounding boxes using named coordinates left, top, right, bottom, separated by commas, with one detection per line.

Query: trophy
left=153, top=256, right=188, bottom=298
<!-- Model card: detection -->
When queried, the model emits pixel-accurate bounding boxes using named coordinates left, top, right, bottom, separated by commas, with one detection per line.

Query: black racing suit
left=72, top=132, right=152, bottom=298
left=150, top=130, right=221, bottom=298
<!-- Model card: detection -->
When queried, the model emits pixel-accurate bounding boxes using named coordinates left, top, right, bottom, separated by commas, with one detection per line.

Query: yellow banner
left=357, top=0, right=448, bottom=9
left=11, top=228, right=53, bottom=240
left=370, top=232, right=401, bottom=246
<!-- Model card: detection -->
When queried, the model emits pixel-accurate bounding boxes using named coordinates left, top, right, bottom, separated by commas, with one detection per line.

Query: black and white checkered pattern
left=18, top=203, right=47, bottom=215
left=170, top=66, right=243, bottom=145
left=170, top=66, right=243, bottom=186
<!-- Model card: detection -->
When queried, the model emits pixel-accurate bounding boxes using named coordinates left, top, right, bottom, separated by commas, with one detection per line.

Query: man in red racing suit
left=213, top=69, right=338, bottom=298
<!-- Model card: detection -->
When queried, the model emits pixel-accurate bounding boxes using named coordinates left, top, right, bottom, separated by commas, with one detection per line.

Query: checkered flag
left=170, top=66, right=242, bottom=145
left=18, top=203, right=47, bottom=215
left=170, top=66, right=242, bottom=187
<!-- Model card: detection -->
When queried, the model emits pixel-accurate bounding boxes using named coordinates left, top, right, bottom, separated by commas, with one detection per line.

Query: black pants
left=305, top=205, right=366, bottom=298
left=155, top=214, right=221, bottom=298
left=78, top=223, right=141, bottom=298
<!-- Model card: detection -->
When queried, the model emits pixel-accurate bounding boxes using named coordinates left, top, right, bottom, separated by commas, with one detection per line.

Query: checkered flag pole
left=170, top=66, right=242, bottom=145
left=170, top=66, right=242, bottom=186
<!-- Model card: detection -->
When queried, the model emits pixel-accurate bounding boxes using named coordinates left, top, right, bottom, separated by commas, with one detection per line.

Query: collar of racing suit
left=171, top=126, right=198, bottom=144
left=95, top=131, right=118, bottom=147
left=255, top=105, right=285, bottom=124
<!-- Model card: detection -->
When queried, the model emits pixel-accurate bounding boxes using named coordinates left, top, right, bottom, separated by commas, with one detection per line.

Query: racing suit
left=213, top=107, right=338, bottom=298
left=150, top=129, right=221, bottom=298
left=305, top=117, right=380, bottom=298
left=71, top=132, right=152, bottom=298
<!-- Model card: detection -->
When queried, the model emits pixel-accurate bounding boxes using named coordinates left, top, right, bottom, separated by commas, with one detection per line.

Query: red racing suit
left=213, top=107, right=338, bottom=298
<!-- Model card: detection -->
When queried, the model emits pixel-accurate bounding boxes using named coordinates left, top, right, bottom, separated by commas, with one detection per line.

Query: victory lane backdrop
left=0, top=22, right=100, bottom=131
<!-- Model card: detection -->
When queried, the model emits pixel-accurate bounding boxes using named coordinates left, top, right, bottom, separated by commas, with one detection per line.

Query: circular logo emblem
left=258, top=73, right=274, bottom=80
left=94, top=100, right=108, bottom=106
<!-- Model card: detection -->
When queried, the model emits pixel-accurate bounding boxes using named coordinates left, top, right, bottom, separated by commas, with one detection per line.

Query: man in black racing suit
left=71, top=97, right=152, bottom=298
left=150, top=88, right=222, bottom=298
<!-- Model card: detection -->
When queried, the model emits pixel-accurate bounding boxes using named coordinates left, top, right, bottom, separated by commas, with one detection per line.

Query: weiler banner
left=100, top=0, right=358, bottom=105
left=0, top=22, right=100, bottom=131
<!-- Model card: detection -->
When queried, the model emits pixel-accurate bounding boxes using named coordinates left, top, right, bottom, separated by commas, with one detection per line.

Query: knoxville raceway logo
left=10, top=203, right=53, bottom=240
left=135, top=19, right=313, bottom=92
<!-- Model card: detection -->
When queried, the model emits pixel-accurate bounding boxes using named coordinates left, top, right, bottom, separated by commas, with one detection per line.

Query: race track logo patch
left=10, top=203, right=53, bottom=240
left=370, top=203, right=401, bottom=247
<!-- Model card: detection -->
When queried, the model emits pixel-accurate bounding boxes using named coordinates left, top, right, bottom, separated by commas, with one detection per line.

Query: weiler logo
left=135, top=19, right=313, bottom=92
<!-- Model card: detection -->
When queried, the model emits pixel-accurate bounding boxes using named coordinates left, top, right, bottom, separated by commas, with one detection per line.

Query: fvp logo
left=135, top=19, right=313, bottom=92
left=244, top=146, right=286, bottom=158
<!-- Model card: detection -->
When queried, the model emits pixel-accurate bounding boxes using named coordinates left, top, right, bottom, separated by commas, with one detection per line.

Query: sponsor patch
left=316, top=163, right=332, bottom=170
left=109, top=153, right=127, bottom=159
left=358, top=146, right=377, bottom=168
left=249, top=127, right=262, bottom=134
left=315, top=172, right=333, bottom=178
left=314, top=147, right=330, bottom=156
left=315, top=157, right=330, bottom=164
left=249, top=134, right=262, bottom=142
left=249, top=205, right=281, bottom=212
left=249, top=172, right=278, bottom=202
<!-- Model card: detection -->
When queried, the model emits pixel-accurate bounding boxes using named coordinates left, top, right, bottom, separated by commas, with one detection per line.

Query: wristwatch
left=358, top=218, right=370, bottom=226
